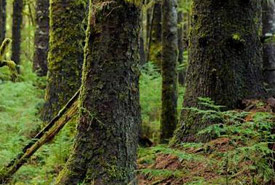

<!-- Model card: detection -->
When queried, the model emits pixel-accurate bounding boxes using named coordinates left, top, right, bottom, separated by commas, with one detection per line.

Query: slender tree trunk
left=33, top=0, right=49, bottom=76
left=41, top=0, right=87, bottom=121
left=139, top=9, right=146, bottom=65
left=160, top=0, right=178, bottom=143
left=262, top=1, right=275, bottom=94
left=0, top=0, right=6, bottom=43
left=11, top=0, right=23, bottom=68
left=141, top=0, right=149, bottom=64
left=148, top=2, right=162, bottom=65
left=178, top=9, right=185, bottom=85
left=173, top=0, right=264, bottom=143
left=55, top=0, right=141, bottom=184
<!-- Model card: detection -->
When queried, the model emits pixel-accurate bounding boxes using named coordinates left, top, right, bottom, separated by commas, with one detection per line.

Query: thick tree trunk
left=11, top=0, right=23, bottom=68
left=0, top=0, right=6, bottom=43
left=41, top=0, right=86, bottom=121
left=262, top=1, right=275, bottom=94
left=160, top=0, right=178, bottom=143
left=33, top=0, right=49, bottom=76
left=55, top=0, right=141, bottom=184
left=173, top=0, right=264, bottom=143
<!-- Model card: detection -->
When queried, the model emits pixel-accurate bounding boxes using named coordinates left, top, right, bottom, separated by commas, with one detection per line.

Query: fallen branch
left=0, top=88, right=153, bottom=183
left=0, top=90, right=80, bottom=183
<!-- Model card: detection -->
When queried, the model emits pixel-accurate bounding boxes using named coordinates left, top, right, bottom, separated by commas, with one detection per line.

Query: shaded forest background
left=0, top=0, right=273, bottom=184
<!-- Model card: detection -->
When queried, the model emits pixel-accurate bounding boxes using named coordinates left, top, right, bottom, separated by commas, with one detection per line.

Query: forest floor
left=0, top=64, right=274, bottom=184
left=138, top=99, right=275, bottom=185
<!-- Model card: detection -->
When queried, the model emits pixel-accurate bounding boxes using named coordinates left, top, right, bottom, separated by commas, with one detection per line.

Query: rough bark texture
left=160, top=0, right=178, bottom=143
left=0, top=0, right=6, bottom=43
left=55, top=0, right=141, bottom=184
left=173, top=0, right=264, bottom=143
left=33, top=0, right=49, bottom=76
left=11, top=0, right=23, bottom=67
left=41, top=0, right=86, bottom=121
left=262, top=1, right=275, bottom=94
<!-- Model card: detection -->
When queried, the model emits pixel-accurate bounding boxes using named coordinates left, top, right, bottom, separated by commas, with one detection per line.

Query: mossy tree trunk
left=55, top=0, right=141, bottom=184
left=140, top=0, right=149, bottom=64
left=0, top=0, right=6, bottom=43
left=262, top=1, right=275, bottom=94
left=148, top=1, right=162, bottom=65
left=11, top=0, right=23, bottom=67
left=173, top=0, right=264, bottom=143
left=33, top=0, right=49, bottom=76
left=41, top=0, right=87, bottom=121
left=160, top=0, right=178, bottom=143
left=178, top=8, right=185, bottom=85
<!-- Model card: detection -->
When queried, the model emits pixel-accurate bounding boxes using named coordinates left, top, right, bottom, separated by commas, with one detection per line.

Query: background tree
left=11, top=0, right=23, bottom=68
left=262, top=0, right=275, bottom=94
left=178, top=3, right=185, bottom=85
left=33, top=0, right=49, bottom=76
left=0, top=0, right=6, bottom=43
left=55, top=0, right=141, bottom=184
left=160, top=0, right=178, bottom=143
left=173, top=0, right=265, bottom=143
left=148, top=1, right=162, bottom=65
left=41, top=0, right=87, bottom=121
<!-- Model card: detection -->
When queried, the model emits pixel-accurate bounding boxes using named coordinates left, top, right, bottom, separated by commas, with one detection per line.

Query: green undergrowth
left=138, top=98, right=275, bottom=184
left=0, top=61, right=76, bottom=184
left=1, top=60, right=273, bottom=184
left=0, top=72, right=77, bottom=184
left=0, top=78, right=44, bottom=167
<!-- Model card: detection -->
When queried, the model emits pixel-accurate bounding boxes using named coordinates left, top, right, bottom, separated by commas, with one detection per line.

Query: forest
left=0, top=0, right=274, bottom=184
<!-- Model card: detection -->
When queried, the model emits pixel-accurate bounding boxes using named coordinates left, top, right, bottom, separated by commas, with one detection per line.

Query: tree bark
left=33, top=0, right=49, bottom=76
left=160, top=0, right=178, bottom=143
left=0, top=0, right=6, bottom=43
left=148, top=1, right=162, bottom=65
left=11, top=0, right=23, bottom=68
left=41, top=0, right=87, bottom=121
left=55, top=0, right=141, bottom=184
left=178, top=9, right=185, bottom=85
left=262, top=1, right=275, bottom=94
left=173, top=0, right=264, bottom=143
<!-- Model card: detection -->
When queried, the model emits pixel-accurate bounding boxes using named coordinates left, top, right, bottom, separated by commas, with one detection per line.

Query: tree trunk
left=33, top=0, right=49, bottom=76
left=173, top=0, right=264, bottom=143
left=141, top=0, right=149, bottom=64
left=41, top=0, right=87, bottom=121
left=160, top=0, right=178, bottom=143
left=11, top=0, right=23, bottom=68
left=148, top=2, right=162, bottom=65
left=139, top=8, right=146, bottom=66
left=262, top=1, right=275, bottom=94
left=0, top=0, right=6, bottom=43
left=55, top=0, right=141, bottom=184
left=178, top=9, right=185, bottom=85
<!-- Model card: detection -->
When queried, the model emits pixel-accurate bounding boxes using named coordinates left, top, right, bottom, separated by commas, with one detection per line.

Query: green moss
left=42, top=0, right=87, bottom=121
